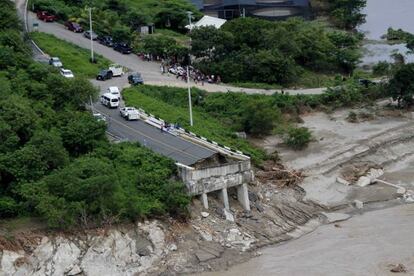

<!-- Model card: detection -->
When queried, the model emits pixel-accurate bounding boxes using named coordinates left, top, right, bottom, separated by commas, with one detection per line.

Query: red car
left=36, top=11, right=57, bottom=22
left=64, top=21, right=83, bottom=33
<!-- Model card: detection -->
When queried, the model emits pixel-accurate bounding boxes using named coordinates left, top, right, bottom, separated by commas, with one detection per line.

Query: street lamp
left=186, top=11, right=194, bottom=126
left=88, top=7, right=95, bottom=63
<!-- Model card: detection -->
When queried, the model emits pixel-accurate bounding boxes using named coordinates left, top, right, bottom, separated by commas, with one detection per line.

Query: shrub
left=347, top=111, right=358, bottom=123
left=284, top=127, right=312, bottom=150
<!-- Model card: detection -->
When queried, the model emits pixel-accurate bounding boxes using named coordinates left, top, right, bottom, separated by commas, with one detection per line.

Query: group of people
left=161, top=62, right=221, bottom=85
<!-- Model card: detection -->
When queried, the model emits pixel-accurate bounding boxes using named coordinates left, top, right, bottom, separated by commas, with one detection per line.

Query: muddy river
left=359, top=0, right=414, bottom=66
left=198, top=2, right=414, bottom=274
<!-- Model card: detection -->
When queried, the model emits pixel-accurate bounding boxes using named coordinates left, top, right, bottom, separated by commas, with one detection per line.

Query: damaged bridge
left=99, top=105, right=254, bottom=211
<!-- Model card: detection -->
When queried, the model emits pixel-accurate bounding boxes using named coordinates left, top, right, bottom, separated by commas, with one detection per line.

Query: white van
left=100, top=93, right=119, bottom=108
left=107, top=86, right=121, bottom=99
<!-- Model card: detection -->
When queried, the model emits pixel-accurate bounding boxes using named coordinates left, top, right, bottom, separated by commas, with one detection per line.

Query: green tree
left=330, top=0, right=367, bottom=29
left=60, top=112, right=106, bottom=156
left=284, top=127, right=312, bottom=150
left=243, top=100, right=280, bottom=136
left=388, top=63, right=414, bottom=108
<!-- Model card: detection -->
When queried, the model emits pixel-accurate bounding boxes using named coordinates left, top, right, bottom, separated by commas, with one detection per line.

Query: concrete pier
left=219, top=188, right=230, bottom=210
left=237, top=183, right=250, bottom=211
left=201, top=193, right=209, bottom=209
left=177, top=160, right=254, bottom=211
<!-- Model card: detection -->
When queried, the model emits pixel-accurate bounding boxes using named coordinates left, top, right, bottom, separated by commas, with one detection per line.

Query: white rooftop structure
left=186, top=15, right=227, bottom=30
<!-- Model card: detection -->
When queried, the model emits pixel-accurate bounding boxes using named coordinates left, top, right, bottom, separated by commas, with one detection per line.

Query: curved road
left=21, top=6, right=326, bottom=96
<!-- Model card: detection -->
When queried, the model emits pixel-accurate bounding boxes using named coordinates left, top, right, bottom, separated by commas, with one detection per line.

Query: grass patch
left=30, top=32, right=111, bottom=78
left=230, top=82, right=282, bottom=90
left=230, top=71, right=336, bottom=90
left=122, top=87, right=267, bottom=163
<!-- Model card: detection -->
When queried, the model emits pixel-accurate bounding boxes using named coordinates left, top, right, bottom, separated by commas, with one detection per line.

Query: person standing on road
left=160, top=123, right=164, bottom=133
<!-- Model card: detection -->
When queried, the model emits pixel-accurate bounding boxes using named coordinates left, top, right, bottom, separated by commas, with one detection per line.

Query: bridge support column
left=237, top=184, right=250, bottom=211
left=219, top=188, right=230, bottom=210
left=201, top=193, right=209, bottom=209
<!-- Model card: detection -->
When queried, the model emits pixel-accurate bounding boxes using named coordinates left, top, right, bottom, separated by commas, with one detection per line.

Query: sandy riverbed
left=202, top=202, right=414, bottom=276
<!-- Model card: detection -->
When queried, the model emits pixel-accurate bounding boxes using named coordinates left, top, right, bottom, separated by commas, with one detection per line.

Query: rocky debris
left=340, top=162, right=382, bottom=184
left=403, top=190, right=414, bottom=203
left=336, top=177, right=350, bottom=186
left=354, top=200, right=364, bottom=209
left=201, top=212, right=210, bottom=218
left=223, top=209, right=235, bottom=222
left=195, top=250, right=216, bottom=262
left=390, top=263, right=407, bottom=273
left=321, top=212, right=351, bottom=224
left=357, top=168, right=384, bottom=187
left=255, top=202, right=264, bottom=212
left=66, top=264, right=82, bottom=275
left=256, top=161, right=304, bottom=187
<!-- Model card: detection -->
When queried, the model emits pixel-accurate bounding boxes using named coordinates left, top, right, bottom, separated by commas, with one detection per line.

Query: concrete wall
left=177, top=160, right=254, bottom=195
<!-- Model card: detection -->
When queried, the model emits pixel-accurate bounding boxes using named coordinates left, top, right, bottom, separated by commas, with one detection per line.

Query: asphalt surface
left=91, top=78, right=217, bottom=166
left=24, top=9, right=326, bottom=96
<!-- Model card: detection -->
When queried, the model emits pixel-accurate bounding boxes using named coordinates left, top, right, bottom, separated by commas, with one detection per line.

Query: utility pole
left=88, top=7, right=94, bottom=62
left=186, top=11, right=193, bottom=126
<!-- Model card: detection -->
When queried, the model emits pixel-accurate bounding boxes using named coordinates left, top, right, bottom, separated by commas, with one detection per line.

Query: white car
left=49, top=57, right=62, bottom=67
left=60, top=68, right=74, bottom=78
left=120, top=107, right=139, bottom=120
left=93, top=112, right=107, bottom=123
left=108, top=64, right=124, bottom=77
left=107, top=86, right=121, bottom=99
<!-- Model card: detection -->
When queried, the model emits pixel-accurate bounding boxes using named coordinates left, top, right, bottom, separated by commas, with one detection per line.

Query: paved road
left=91, top=78, right=217, bottom=166
left=24, top=10, right=326, bottom=96
left=16, top=0, right=217, bottom=166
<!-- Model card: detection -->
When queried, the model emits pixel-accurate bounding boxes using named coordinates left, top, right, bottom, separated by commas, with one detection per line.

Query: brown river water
left=199, top=2, right=414, bottom=274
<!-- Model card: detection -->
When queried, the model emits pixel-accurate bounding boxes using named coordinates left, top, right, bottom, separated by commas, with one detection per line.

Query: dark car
left=96, top=69, right=113, bottom=81
left=98, top=35, right=114, bottom=47
left=36, top=11, right=57, bottom=22
left=128, top=72, right=144, bottom=85
left=358, top=78, right=376, bottom=88
left=65, top=21, right=83, bottom=33
left=113, top=43, right=132, bottom=54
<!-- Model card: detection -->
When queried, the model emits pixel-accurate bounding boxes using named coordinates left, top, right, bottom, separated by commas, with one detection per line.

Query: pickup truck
left=37, top=11, right=57, bottom=22
left=120, top=107, right=140, bottom=121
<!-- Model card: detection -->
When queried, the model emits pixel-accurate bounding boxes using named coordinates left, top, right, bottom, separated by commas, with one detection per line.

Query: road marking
left=103, top=111, right=210, bottom=161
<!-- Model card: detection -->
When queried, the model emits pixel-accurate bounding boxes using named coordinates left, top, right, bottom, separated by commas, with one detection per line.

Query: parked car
left=357, top=78, right=376, bottom=88
left=98, top=35, right=113, bottom=47
left=36, top=11, right=57, bottom=22
left=96, top=69, right=113, bottom=81
left=120, top=107, right=140, bottom=121
left=83, top=30, right=98, bottom=40
left=65, top=21, right=83, bottom=33
left=49, top=57, right=62, bottom=67
left=108, top=64, right=124, bottom=77
left=93, top=112, right=107, bottom=123
left=60, top=68, right=74, bottom=78
left=113, top=43, right=132, bottom=54
left=128, top=72, right=144, bottom=85
left=107, top=86, right=121, bottom=99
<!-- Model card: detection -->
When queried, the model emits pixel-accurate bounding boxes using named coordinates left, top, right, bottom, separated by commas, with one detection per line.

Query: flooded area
left=201, top=203, right=414, bottom=276
left=359, top=0, right=414, bottom=66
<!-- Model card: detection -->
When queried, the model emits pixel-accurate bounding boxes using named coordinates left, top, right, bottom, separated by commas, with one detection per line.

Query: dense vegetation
left=190, top=18, right=362, bottom=85
left=385, top=28, right=414, bottom=50
left=31, top=32, right=111, bottom=77
left=387, top=63, right=414, bottom=108
left=0, top=1, right=189, bottom=228
left=311, top=0, right=367, bottom=30
left=30, top=0, right=201, bottom=37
